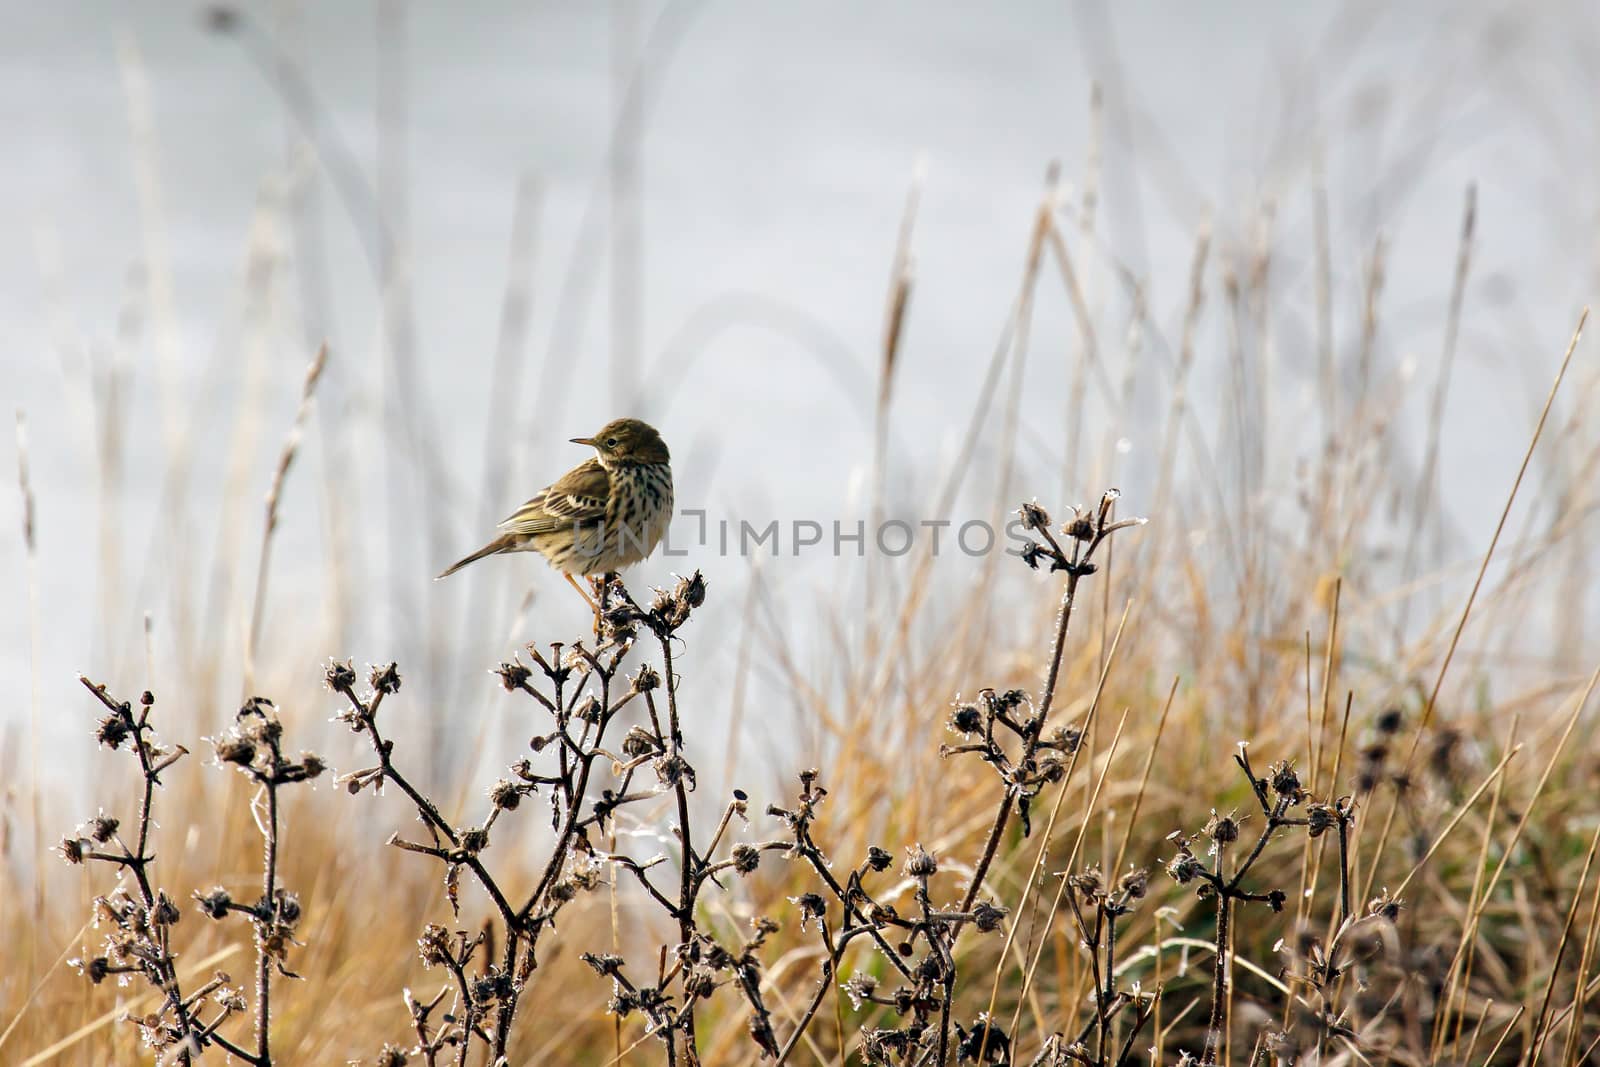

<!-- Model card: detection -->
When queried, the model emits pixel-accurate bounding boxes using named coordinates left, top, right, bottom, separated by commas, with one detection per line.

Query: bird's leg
left=591, top=572, right=619, bottom=613
left=563, top=571, right=601, bottom=629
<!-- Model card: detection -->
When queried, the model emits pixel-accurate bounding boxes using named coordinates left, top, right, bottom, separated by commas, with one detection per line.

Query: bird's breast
left=605, top=463, right=674, bottom=555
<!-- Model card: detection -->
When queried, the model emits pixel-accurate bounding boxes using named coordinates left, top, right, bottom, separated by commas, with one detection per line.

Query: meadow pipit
left=437, top=418, right=674, bottom=610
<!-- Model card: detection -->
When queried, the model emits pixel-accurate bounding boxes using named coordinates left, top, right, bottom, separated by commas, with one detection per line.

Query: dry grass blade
left=1432, top=711, right=1519, bottom=1059
left=15, top=409, right=44, bottom=973
left=244, top=342, right=328, bottom=689
left=1527, top=826, right=1600, bottom=1066
left=1480, top=1004, right=1526, bottom=1067
left=18, top=947, right=242, bottom=1067
left=864, top=162, right=920, bottom=655
left=1398, top=183, right=1476, bottom=639
left=1420, top=305, right=1586, bottom=733
left=1363, top=309, right=1588, bottom=903
left=1431, top=663, right=1600, bottom=1042
left=0, top=882, right=120, bottom=1056
left=1111, top=676, right=1179, bottom=876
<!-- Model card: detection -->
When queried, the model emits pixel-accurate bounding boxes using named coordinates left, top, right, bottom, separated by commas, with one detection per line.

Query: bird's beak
left=570, top=436, right=597, bottom=447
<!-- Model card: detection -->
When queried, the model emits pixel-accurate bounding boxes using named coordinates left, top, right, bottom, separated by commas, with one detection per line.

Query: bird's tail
left=436, top=534, right=519, bottom=579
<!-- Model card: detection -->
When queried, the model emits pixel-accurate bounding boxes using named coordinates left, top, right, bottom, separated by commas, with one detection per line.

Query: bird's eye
left=605, top=437, right=618, bottom=448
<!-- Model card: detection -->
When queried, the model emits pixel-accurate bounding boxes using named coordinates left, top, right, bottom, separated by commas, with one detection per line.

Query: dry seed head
left=495, top=660, right=532, bottom=691
left=905, top=844, right=938, bottom=878
left=676, top=569, right=707, bottom=609
left=1367, top=891, right=1404, bottom=920
left=844, top=972, right=878, bottom=1009
left=582, top=952, right=624, bottom=978
left=275, top=892, right=302, bottom=927
left=151, top=891, right=181, bottom=927
left=1069, top=867, right=1105, bottom=897
left=1166, top=850, right=1201, bottom=884
left=324, top=659, right=357, bottom=692
left=1206, top=810, right=1240, bottom=846
left=684, top=967, right=717, bottom=999
left=1269, top=760, right=1303, bottom=801
left=58, top=835, right=86, bottom=865
left=790, top=892, right=827, bottom=929
left=949, top=703, right=982, bottom=735
left=213, top=736, right=256, bottom=767
left=369, top=662, right=402, bottom=694
left=417, top=924, right=451, bottom=967
left=574, top=694, right=603, bottom=723
left=1018, top=500, right=1051, bottom=531
left=973, top=900, right=1009, bottom=932
left=621, top=725, right=657, bottom=758
left=96, top=713, right=131, bottom=750
left=196, top=887, right=232, bottom=919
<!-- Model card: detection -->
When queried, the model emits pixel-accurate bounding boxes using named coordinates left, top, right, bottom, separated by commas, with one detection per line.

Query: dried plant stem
left=1303, top=692, right=1355, bottom=952
left=79, top=682, right=200, bottom=1030
left=254, top=754, right=281, bottom=1063
left=773, top=957, right=835, bottom=1066
left=1311, top=578, right=1341, bottom=797
left=959, top=496, right=1143, bottom=1066
left=1205, top=848, right=1231, bottom=1067
left=245, top=342, right=327, bottom=691
left=660, top=633, right=700, bottom=1062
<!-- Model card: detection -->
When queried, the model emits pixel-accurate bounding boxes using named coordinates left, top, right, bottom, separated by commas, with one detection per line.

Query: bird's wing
left=498, top=458, right=609, bottom=535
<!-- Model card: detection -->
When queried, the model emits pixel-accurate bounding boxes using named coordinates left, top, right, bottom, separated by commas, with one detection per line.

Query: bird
left=437, top=418, right=674, bottom=611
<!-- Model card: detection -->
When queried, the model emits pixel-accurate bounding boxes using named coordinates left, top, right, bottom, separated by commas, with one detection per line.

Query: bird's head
left=572, top=418, right=671, bottom=467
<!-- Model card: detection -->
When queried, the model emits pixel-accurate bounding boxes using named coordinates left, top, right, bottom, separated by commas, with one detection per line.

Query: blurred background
left=4, top=0, right=1599, bottom=784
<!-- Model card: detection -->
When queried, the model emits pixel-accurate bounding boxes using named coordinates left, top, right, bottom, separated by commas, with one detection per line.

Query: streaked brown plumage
left=438, top=419, right=674, bottom=588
